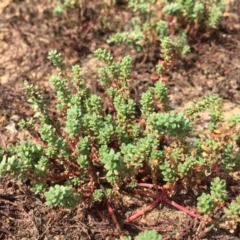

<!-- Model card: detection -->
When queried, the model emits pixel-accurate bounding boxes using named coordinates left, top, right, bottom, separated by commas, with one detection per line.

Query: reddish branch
left=124, top=183, right=212, bottom=224
left=124, top=189, right=166, bottom=223
left=105, top=198, right=122, bottom=233
left=163, top=198, right=212, bottom=223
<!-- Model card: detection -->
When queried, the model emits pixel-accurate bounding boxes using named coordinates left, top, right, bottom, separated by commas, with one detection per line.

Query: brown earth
left=0, top=0, right=240, bottom=239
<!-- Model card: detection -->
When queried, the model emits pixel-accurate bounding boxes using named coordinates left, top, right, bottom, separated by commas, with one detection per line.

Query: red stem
left=105, top=198, right=122, bottom=233
left=163, top=198, right=212, bottom=223
left=134, top=190, right=156, bottom=198
left=138, top=182, right=163, bottom=190
left=96, top=210, right=106, bottom=222
left=124, top=189, right=166, bottom=223
left=124, top=183, right=212, bottom=224
left=66, top=140, right=76, bottom=152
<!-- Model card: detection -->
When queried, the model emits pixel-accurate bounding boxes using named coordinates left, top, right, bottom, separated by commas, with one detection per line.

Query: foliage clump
left=52, top=0, right=226, bottom=63
left=0, top=49, right=240, bottom=235
left=108, top=0, right=226, bottom=60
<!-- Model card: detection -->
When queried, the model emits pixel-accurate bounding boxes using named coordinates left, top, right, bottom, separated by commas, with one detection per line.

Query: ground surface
left=0, top=0, right=240, bottom=239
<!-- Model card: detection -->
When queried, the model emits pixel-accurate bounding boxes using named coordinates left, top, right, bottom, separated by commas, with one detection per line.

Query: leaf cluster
left=108, top=0, right=226, bottom=60
left=0, top=49, right=239, bottom=233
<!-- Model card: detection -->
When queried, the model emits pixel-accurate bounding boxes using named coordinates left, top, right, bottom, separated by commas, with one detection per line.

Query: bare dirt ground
left=0, top=0, right=240, bottom=239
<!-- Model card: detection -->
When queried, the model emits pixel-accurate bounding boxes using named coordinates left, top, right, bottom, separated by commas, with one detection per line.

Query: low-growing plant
left=0, top=49, right=240, bottom=236
left=52, top=0, right=227, bottom=64
left=108, top=0, right=226, bottom=63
